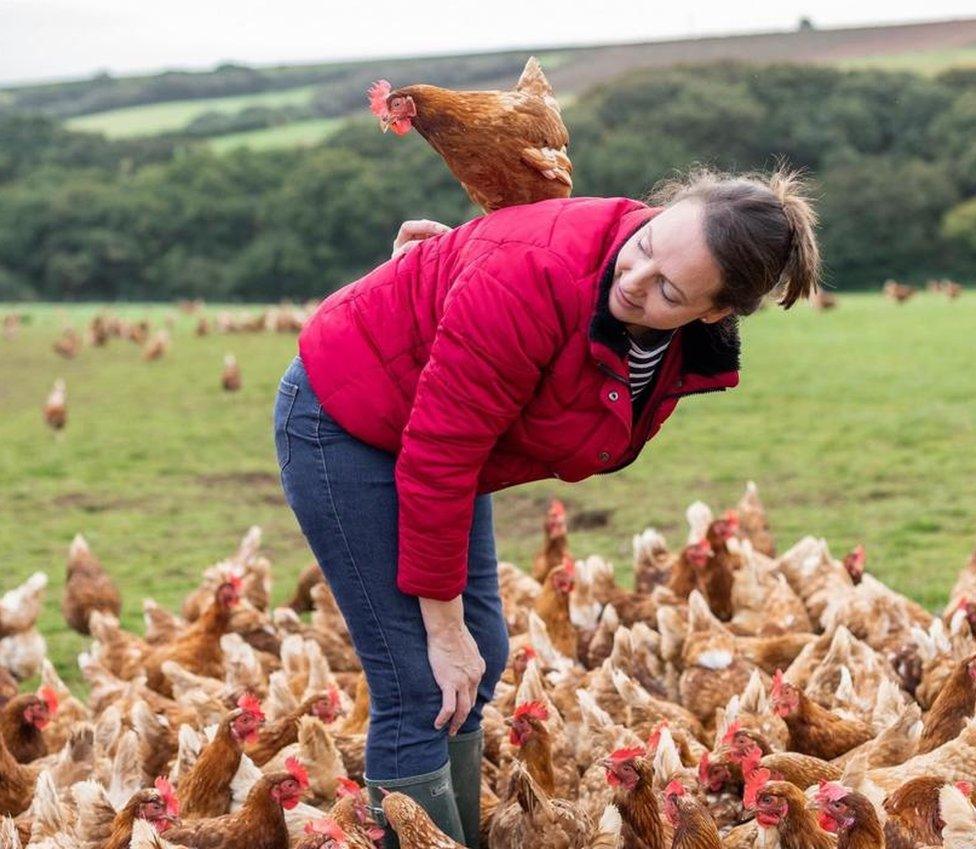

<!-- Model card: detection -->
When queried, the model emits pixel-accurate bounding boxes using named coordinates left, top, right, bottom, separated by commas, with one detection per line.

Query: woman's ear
left=700, top=305, right=733, bottom=324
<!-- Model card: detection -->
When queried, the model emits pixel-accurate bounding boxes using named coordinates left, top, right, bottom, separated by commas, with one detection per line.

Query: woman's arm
left=394, top=243, right=575, bottom=732
left=394, top=244, right=574, bottom=601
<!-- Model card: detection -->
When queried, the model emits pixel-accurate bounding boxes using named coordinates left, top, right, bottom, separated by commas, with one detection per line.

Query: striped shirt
left=627, top=329, right=674, bottom=399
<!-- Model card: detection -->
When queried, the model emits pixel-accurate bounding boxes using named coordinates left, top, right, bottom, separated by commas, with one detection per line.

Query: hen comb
left=327, top=686, right=342, bottom=709
left=771, top=669, right=785, bottom=699
left=608, top=746, right=645, bottom=764
left=38, top=685, right=59, bottom=714
left=285, top=756, right=310, bottom=789
left=721, top=720, right=741, bottom=745
left=738, top=743, right=764, bottom=772
left=218, top=572, right=243, bottom=595
left=665, top=780, right=686, bottom=798
left=367, top=80, right=392, bottom=117
left=560, top=555, right=575, bottom=577
left=549, top=499, right=565, bottom=517
left=154, top=776, right=180, bottom=816
left=513, top=700, right=549, bottom=722
left=237, top=692, right=265, bottom=721
left=723, top=509, right=740, bottom=531
left=647, top=720, right=668, bottom=752
left=519, top=646, right=538, bottom=660
left=743, top=767, right=771, bottom=809
left=955, top=780, right=974, bottom=796
left=849, top=544, right=866, bottom=565
left=816, top=780, right=849, bottom=804
left=956, top=596, right=971, bottom=612
left=305, top=818, right=347, bottom=839
left=336, top=776, right=361, bottom=798
left=697, top=752, right=711, bottom=783
left=692, top=538, right=714, bottom=556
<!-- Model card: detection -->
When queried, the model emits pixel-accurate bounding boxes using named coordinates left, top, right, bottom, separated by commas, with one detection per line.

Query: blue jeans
left=273, top=356, right=509, bottom=780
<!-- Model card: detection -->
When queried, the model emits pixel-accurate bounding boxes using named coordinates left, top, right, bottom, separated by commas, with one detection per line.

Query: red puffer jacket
left=299, top=196, right=740, bottom=600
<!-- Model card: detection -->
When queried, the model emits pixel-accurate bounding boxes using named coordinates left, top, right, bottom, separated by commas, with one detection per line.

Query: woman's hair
left=644, top=163, right=821, bottom=315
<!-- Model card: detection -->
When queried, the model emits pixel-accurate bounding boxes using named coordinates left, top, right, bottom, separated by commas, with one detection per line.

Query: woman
left=274, top=165, right=821, bottom=847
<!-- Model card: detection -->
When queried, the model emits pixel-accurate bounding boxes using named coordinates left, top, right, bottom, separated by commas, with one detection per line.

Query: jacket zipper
left=661, top=385, right=729, bottom=401
left=603, top=384, right=729, bottom=474
left=596, top=361, right=630, bottom=386
left=599, top=361, right=730, bottom=399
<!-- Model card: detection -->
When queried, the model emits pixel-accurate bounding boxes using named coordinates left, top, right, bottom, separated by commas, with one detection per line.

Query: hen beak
left=805, top=798, right=822, bottom=812
left=380, top=116, right=391, bottom=134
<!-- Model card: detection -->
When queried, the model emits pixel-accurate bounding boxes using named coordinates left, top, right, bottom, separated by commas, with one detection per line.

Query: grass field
left=837, top=45, right=976, bottom=74
left=206, top=117, right=346, bottom=153
left=64, top=85, right=321, bottom=138
left=1, top=293, right=974, bottom=685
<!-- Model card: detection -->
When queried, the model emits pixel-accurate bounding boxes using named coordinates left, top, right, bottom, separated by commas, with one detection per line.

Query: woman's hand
left=391, top=219, right=451, bottom=260
left=419, top=596, right=485, bottom=735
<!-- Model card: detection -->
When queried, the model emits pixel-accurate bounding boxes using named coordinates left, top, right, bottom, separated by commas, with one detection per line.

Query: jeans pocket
left=273, top=380, right=299, bottom=471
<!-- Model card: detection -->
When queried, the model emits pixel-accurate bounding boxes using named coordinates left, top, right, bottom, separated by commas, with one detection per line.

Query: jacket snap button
left=608, top=390, right=619, bottom=401
left=599, top=451, right=610, bottom=462
left=676, top=379, right=684, bottom=388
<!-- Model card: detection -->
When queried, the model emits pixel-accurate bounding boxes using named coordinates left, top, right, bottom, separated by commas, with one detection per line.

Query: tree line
left=1, top=62, right=974, bottom=301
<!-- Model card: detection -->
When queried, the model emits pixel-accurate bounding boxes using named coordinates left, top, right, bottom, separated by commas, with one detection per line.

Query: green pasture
left=1, top=293, right=974, bottom=685
left=835, top=45, right=976, bottom=74
left=206, top=117, right=346, bottom=152
left=64, top=85, right=321, bottom=138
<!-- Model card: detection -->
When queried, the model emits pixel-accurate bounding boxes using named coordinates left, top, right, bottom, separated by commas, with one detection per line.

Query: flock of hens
left=0, top=302, right=317, bottom=434
left=2, top=486, right=976, bottom=849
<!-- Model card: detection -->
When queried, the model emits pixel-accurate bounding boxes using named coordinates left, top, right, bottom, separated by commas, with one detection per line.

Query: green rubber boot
left=366, top=760, right=465, bottom=849
left=448, top=729, right=484, bottom=848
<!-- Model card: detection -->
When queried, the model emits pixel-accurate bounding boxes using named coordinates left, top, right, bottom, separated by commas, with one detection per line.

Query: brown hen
left=368, top=56, right=571, bottom=213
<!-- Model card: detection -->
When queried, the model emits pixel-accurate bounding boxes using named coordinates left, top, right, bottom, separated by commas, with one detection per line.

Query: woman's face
left=611, top=199, right=732, bottom=332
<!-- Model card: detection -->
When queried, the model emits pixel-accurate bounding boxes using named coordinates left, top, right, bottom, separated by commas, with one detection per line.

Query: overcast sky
left=1, top=0, right=974, bottom=87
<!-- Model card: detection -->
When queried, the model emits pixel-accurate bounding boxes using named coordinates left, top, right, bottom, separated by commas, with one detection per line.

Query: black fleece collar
left=588, top=235, right=741, bottom=377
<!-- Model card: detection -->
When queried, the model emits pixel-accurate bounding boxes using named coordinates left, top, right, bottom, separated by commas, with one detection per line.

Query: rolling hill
left=3, top=16, right=975, bottom=152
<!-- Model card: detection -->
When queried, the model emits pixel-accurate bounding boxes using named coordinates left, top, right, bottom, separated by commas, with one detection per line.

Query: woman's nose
left=625, top=273, right=650, bottom=297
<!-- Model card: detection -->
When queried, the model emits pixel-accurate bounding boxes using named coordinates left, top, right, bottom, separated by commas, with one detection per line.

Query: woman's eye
left=660, top=280, right=677, bottom=305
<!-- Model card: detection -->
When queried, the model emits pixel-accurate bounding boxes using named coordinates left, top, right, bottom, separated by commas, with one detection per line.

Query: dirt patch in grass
left=493, top=492, right=614, bottom=536
left=51, top=491, right=152, bottom=512
left=572, top=507, right=614, bottom=530
left=196, top=471, right=279, bottom=488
